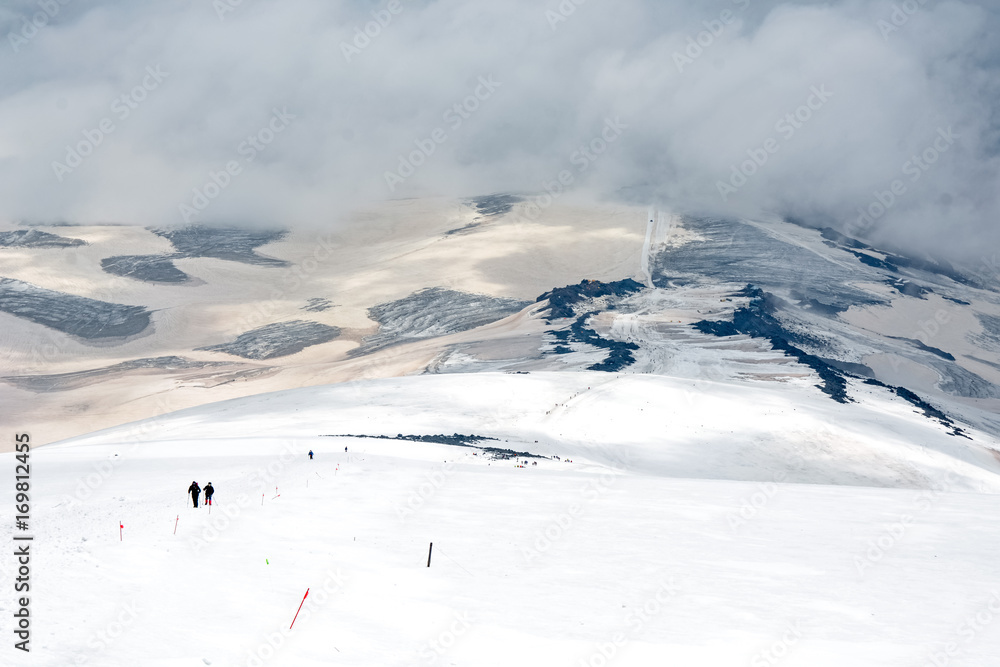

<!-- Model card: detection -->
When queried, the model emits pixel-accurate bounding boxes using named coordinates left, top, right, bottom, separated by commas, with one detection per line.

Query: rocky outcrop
left=3, top=356, right=232, bottom=392
left=302, top=297, right=335, bottom=312
left=101, top=255, right=190, bottom=283
left=198, top=320, right=341, bottom=360
left=470, top=193, right=522, bottom=217
left=353, top=287, right=529, bottom=355
left=0, top=278, right=150, bottom=339
left=0, top=230, right=86, bottom=248
left=151, top=225, right=288, bottom=266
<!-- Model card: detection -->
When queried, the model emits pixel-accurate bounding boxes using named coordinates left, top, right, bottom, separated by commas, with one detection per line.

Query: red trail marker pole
left=119, top=522, right=123, bottom=541
left=290, top=588, right=310, bottom=629
left=173, top=515, right=179, bottom=535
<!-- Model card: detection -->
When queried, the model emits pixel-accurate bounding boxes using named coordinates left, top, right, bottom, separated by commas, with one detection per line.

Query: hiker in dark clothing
left=188, top=481, right=201, bottom=508
left=204, top=482, right=215, bottom=506
left=308, top=450, right=314, bottom=460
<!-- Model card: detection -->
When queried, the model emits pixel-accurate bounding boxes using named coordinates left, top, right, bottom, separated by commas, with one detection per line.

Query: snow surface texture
left=59, top=372, right=1000, bottom=491
left=6, top=371, right=1000, bottom=666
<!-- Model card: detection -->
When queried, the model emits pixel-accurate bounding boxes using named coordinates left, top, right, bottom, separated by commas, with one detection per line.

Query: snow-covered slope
left=6, top=370, right=1000, bottom=666
left=55, top=371, right=1000, bottom=492
left=6, top=196, right=1000, bottom=664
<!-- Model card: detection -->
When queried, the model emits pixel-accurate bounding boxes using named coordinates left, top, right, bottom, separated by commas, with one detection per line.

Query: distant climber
left=188, top=481, right=201, bottom=508
left=204, top=482, right=214, bottom=506
left=308, top=450, right=314, bottom=460
left=344, top=446, right=348, bottom=453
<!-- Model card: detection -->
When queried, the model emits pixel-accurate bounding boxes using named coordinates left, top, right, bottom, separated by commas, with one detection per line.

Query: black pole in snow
left=427, top=542, right=433, bottom=568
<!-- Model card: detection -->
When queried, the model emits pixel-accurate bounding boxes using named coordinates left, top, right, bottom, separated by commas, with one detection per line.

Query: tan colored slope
left=0, top=198, right=647, bottom=447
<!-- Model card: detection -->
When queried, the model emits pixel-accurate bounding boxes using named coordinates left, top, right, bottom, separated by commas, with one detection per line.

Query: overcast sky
left=0, top=0, right=997, bottom=264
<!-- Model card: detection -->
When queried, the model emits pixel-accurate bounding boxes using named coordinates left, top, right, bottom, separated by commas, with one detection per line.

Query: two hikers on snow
left=188, top=481, right=215, bottom=508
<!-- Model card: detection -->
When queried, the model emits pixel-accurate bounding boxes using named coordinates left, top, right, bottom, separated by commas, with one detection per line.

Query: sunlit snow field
left=6, top=372, right=1000, bottom=666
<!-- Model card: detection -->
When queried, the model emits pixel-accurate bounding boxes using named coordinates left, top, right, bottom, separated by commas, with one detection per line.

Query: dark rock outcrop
left=198, top=320, right=340, bottom=360
left=0, top=278, right=150, bottom=339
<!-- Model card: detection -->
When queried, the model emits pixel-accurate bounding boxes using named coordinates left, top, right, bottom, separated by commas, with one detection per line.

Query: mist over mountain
left=1, top=0, right=998, bottom=266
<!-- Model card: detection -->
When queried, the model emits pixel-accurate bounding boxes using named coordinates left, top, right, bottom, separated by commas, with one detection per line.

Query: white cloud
left=0, top=0, right=997, bottom=263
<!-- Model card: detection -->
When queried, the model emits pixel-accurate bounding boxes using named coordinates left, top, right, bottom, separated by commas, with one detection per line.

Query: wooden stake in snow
left=290, top=588, right=309, bottom=629
left=427, top=542, right=433, bottom=567
left=261, top=493, right=264, bottom=506
left=173, top=515, right=179, bottom=535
